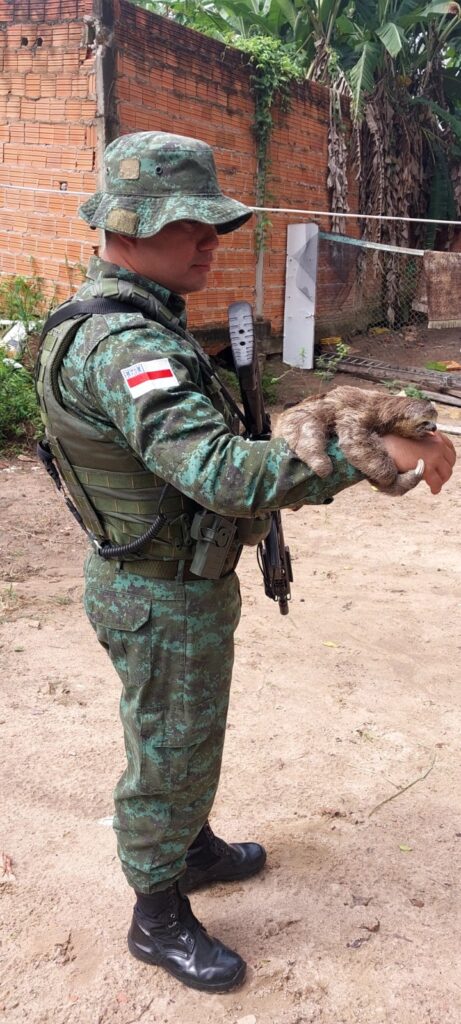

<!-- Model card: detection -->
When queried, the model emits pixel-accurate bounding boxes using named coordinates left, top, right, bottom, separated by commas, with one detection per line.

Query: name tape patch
left=121, top=358, right=179, bottom=399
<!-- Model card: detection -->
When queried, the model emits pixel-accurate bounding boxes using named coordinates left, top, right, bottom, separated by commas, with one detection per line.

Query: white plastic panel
left=283, top=222, right=319, bottom=369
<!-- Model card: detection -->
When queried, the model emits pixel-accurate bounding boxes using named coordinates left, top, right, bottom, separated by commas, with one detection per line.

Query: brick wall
left=0, top=0, right=98, bottom=297
left=111, top=0, right=258, bottom=332
left=110, top=1, right=359, bottom=338
left=262, top=83, right=359, bottom=337
left=0, top=0, right=359, bottom=343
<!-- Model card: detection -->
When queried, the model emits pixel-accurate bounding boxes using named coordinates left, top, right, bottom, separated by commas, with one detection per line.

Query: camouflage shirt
left=59, top=257, right=362, bottom=517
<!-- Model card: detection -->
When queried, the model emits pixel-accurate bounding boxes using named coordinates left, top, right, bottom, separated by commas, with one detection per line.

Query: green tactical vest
left=35, top=280, right=270, bottom=562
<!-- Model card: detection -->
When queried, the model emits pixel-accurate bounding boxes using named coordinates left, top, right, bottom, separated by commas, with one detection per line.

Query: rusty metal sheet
left=424, top=251, right=461, bottom=328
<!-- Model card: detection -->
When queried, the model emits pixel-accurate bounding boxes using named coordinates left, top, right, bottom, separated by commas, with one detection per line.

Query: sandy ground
left=1, top=343, right=461, bottom=1023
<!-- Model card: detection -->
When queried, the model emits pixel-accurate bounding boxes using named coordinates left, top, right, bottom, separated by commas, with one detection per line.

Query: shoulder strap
left=41, top=298, right=140, bottom=337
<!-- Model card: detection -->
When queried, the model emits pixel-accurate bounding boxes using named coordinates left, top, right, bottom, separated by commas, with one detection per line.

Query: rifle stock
left=228, top=301, right=293, bottom=615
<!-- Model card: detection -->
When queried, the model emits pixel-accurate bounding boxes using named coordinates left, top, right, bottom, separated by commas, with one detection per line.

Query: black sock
left=134, top=887, right=174, bottom=916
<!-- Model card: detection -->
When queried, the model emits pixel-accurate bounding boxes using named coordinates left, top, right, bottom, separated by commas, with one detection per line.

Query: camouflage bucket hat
left=79, top=131, right=253, bottom=237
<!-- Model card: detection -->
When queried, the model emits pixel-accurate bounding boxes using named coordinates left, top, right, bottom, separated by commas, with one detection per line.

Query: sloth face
left=392, top=399, right=437, bottom=438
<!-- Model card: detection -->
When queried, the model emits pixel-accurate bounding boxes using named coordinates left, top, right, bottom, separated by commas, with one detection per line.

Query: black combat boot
left=128, top=883, right=246, bottom=992
left=180, top=820, right=267, bottom=894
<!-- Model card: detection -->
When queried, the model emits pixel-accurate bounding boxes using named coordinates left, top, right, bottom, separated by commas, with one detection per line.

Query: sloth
left=273, top=385, right=438, bottom=496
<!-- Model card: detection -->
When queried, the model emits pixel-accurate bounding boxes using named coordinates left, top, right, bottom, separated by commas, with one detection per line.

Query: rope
left=253, top=206, right=461, bottom=228
left=0, top=182, right=460, bottom=228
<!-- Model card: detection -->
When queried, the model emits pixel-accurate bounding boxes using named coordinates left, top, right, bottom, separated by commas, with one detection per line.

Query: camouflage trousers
left=83, top=552, right=241, bottom=893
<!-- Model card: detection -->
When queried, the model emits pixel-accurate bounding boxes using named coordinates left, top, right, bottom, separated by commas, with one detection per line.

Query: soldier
left=36, top=132, right=455, bottom=994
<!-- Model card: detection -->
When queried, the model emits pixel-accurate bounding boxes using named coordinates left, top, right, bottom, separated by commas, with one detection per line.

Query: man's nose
left=197, top=226, right=219, bottom=250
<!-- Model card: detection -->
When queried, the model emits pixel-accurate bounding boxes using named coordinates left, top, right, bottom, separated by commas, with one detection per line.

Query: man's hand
left=382, top=431, right=456, bottom=494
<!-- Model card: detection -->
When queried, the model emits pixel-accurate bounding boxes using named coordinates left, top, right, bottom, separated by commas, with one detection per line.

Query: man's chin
left=181, top=271, right=210, bottom=294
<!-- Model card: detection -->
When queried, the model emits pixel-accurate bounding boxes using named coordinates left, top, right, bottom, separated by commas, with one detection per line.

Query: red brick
left=65, top=99, right=82, bottom=119
left=71, top=76, right=90, bottom=97
left=6, top=96, right=21, bottom=118
left=6, top=26, right=23, bottom=48
left=9, top=73, right=26, bottom=94
left=19, top=97, right=36, bottom=118
left=55, top=74, right=73, bottom=94
left=85, top=124, right=96, bottom=148
left=46, top=54, right=65, bottom=72
left=16, top=52, right=34, bottom=73
left=10, top=125, right=26, bottom=143
left=4, top=52, right=19, bottom=71
left=52, top=25, right=69, bottom=46
left=24, top=73, right=41, bottom=98
left=39, top=79, right=57, bottom=98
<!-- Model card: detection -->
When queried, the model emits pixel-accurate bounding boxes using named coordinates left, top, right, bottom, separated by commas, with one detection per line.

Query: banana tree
left=135, top=0, right=296, bottom=39
left=135, top=0, right=461, bottom=244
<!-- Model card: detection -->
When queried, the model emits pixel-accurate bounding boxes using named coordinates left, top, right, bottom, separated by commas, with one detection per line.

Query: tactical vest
left=35, top=280, right=270, bottom=565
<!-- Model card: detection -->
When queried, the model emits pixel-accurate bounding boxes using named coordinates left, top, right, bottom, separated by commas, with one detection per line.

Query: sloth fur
left=274, top=386, right=438, bottom=496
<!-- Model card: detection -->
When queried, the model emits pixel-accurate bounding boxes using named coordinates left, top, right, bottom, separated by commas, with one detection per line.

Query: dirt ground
left=1, top=329, right=461, bottom=1024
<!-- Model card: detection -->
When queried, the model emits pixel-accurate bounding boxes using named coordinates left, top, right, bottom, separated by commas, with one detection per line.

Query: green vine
left=237, top=37, right=302, bottom=253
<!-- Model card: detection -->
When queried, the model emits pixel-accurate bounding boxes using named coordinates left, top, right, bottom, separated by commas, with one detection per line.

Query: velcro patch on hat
left=106, top=209, right=139, bottom=235
left=119, top=158, right=140, bottom=180
left=121, top=359, right=179, bottom=399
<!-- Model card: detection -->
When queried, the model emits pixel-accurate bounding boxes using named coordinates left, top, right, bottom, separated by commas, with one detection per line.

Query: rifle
left=228, top=301, right=293, bottom=615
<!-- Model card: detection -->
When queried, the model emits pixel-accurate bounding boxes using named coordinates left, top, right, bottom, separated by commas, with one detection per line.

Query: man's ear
left=103, top=231, right=137, bottom=261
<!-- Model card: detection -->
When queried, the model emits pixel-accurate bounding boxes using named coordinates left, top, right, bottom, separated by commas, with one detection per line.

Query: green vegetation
left=0, top=273, right=48, bottom=332
left=402, top=385, right=425, bottom=398
left=425, top=359, right=453, bottom=371
left=382, top=380, right=425, bottom=398
left=137, top=1, right=461, bottom=257
left=236, top=36, right=302, bottom=251
left=215, top=365, right=241, bottom=401
left=0, top=272, right=48, bottom=454
left=314, top=340, right=350, bottom=381
left=261, top=369, right=279, bottom=404
left=0, top=353, right=42, bottom=452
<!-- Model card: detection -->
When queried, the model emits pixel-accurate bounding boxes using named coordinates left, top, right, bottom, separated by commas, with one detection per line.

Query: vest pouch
left=235, top=514, right=272, bottom=547
left=48, top=434, right=106, bottom=540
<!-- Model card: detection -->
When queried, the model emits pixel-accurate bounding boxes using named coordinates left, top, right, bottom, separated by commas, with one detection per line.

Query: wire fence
left=317, top=232, right=426, bottom=338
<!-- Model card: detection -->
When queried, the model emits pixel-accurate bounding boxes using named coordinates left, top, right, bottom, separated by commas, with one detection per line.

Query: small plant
left=261, top=371, right=278, bottom=405
left=0, top=270, right=54, bottom=372
left=0, top=273, right=48, bottom=332
left=0, top=584, right=20, bottom=617
left=314, top=341, right=350, bottom=382
left=0, top=348, right=42, bottom=453
left=382, top=380, right=425, bottom=399
left=402, top=385, right=424, bottom=399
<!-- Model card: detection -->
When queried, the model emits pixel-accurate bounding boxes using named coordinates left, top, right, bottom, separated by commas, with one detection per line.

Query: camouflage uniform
left=38, top=133, right=361, bottom=895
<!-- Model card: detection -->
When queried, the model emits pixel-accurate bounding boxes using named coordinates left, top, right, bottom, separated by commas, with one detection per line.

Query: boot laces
left=177, top=890, right=203, bottom=934
left=203, top=822, right=232, bottom=859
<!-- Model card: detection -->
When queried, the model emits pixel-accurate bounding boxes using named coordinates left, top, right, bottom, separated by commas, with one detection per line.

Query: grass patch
left=0, top=350, right=42, bottom=454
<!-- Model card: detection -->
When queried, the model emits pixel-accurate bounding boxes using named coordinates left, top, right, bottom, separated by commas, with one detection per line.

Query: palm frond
left=348, top=41, right=381, bottom=119
left=376, top=20, right=405, bottom=55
